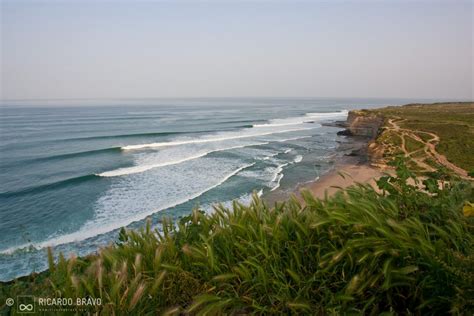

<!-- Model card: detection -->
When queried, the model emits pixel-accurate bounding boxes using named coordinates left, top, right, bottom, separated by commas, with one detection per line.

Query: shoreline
left=296, top=111, right=385, bottom=200
left=298, top=130, right=383, bottom=199
left=298, top=160, right=382, bottom=200
left=265, top=131, right=383, bottom=204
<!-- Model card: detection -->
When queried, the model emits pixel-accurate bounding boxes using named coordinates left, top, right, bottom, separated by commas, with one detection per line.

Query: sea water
left=0, top=97, right=421, bottom=280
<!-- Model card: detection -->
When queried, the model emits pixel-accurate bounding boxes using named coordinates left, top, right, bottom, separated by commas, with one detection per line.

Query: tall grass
left=2, top=159, right=473, bottom=315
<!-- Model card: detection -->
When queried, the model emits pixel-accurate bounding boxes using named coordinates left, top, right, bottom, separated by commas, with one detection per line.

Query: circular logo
left=5, top=298, right=14, bottom=306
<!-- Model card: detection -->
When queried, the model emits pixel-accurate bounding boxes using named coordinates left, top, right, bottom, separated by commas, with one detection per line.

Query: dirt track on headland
left=386, top=119, right=469, bottom=178
left=298, top=115, right=472, bottom=201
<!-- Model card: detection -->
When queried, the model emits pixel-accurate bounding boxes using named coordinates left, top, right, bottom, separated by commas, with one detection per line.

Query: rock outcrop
left=344, top=110, right=383, bottom=139
left=337, top=110, right=385, bottom=166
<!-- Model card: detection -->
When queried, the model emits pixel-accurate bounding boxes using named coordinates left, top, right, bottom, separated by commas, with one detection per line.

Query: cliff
left=345, top=110, right=383, bottom=138
left=336, top=110, right=385, bottom=166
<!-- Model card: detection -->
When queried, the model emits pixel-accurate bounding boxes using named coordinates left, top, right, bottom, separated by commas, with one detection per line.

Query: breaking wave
left=97, top=143, right=266, bottom=177
left=121, top=127, right=315, bottom=150
left=0, top=163, right=255, bottom=254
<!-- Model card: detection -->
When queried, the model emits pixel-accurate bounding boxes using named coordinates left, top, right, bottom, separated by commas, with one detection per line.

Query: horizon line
left=1, top=96, right=472, bottom=102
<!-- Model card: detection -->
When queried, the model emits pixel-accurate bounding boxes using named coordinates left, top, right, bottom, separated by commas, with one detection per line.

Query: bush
left=2, top=159, right=473, bottom=315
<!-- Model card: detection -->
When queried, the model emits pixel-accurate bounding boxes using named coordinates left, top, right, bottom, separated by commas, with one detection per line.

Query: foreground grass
left=1, top=161, right=473, bottom=315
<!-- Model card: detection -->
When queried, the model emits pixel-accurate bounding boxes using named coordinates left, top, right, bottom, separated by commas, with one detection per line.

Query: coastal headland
left=298, top=102, right=474, bottom=201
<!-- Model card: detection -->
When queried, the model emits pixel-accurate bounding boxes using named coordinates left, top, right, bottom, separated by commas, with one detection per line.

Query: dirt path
left=385, top=119, right=469, bottom=178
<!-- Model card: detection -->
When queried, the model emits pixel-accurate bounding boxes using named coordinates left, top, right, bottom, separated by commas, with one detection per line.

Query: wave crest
left=0, top=163, right=255, bottom=254
left=97, top=143, right=266, bottom=177
left=121, top=127, right=315, bottom=150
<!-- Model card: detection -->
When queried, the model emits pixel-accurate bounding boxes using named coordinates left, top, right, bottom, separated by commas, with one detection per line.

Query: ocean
left=0, top=98, right=422, bottom=281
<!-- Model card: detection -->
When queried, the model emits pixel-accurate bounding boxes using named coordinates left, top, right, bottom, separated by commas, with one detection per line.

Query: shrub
left=2, top=159, right=473, bottom=315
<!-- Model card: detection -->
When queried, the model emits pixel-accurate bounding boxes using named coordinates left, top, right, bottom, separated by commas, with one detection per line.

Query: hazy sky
left=1, top=0, right=472, bottom=100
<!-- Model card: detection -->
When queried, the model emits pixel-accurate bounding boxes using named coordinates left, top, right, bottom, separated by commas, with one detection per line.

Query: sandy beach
left=299, top=162, right=382, bottom=199
left=264, top=127, right=384, bottom=204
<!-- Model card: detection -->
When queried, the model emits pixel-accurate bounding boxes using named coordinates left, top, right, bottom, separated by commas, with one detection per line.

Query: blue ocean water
left=0, top=98, right=421, bottom=281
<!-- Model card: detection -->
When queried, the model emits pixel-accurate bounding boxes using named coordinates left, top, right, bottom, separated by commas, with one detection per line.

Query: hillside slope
left=360, top=102, right=474, bottom=178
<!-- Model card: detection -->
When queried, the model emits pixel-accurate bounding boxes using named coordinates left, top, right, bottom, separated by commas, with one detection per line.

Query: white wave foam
left=271, top=163, right=288, bottom=182
left=98, top=142, right=266, bottom=177
left=268, top=154, right=303, bottom=191
left=294, top=155, right=303, bottom=163
left=253, top=121, right=314, bottom=128
left=121, top=110, right=347, bottom=151
left=284, top=149, right=292, bottom=154
left=271, top=174, right=284, bottom=191
left=0, top=163, right=255, bottom=254
left=122, top=127, right=314, bottom=150
left=305, top=110, right=349, bottom=118
left=254, top=110, right=348, bottom=128
left=259, top=152, right=279, bottom=161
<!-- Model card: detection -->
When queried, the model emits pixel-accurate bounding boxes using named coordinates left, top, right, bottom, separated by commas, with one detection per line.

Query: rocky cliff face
left=336, top=110, right=385, bottom=166
left=345, top=110, right=383, bottom=139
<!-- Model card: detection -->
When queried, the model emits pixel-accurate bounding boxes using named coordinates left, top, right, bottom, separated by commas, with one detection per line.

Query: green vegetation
left=2, top=159, right=473, bottom=315
left=415, top=131, right=434, bottom=143
left=371, top=102, right=474, bottom=173
left=405, top=136, right=424, bottom=153
left=376, top=129, right=404, bottom=158
left=434, top=123, right=473, bottom=171
left=378, top=130, right=402, bottom=147
left=425, top=157, right=442, bottom=170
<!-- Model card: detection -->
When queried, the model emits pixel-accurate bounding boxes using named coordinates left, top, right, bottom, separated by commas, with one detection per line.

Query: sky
left=1, top=0, right=472, bottom=100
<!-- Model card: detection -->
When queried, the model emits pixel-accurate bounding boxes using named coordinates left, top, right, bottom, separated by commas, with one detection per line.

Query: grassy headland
left=1, top=103, right=473, bottom=315
left=364, top=102, right=474, bottom=178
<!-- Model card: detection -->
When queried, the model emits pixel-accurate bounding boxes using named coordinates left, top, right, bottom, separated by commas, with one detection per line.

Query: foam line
left=261, top=152, right=279, bottom=161
left=271, top=174, right=284, bottom=191
left=97, top=142, right=266, bottom=177
left=271, top=163, right=289, bottom=182
left=253, top=110, right=348, bottom=128
left=253, top=121, right=314, bottom=128
left=305, top=110, right=349, bottom=118
left=0, top=163, right=255, bottom=254
left=269, top=154, right=304, bottom=191
left=121, top=127, right=315, bottom=150
left=294, top=155, right=303, bottom=163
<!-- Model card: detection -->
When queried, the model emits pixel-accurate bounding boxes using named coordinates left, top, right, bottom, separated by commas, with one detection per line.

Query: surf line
left=0, top=163, right=256, bottom=254
left=121, top=126, right=316, bottom=150
left=97, top=142, right=267, bottom=177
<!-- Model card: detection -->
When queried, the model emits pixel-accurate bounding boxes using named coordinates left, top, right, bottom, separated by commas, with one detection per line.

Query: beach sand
left=300, top=163, right=382, bottom=199
left=264, top=133, right=384, bottom=204
left=298, top=133, right=385, bottom=200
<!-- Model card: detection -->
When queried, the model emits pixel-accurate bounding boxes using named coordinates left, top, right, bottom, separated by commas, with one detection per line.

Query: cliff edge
left=345, top=110, right=383, bottom=138
left=337, top=110, right=385, bottom=167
